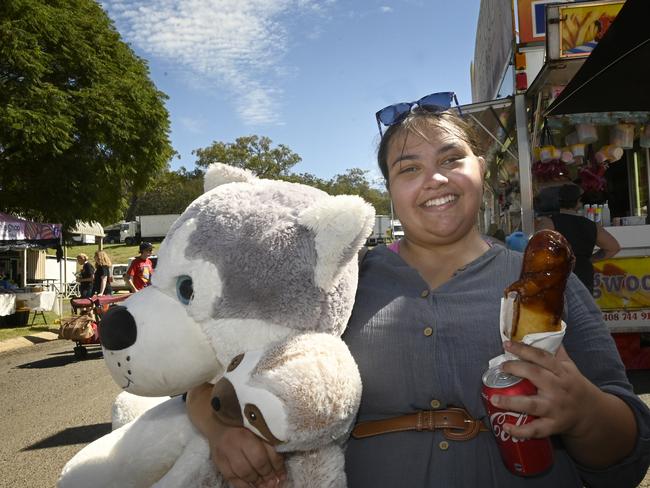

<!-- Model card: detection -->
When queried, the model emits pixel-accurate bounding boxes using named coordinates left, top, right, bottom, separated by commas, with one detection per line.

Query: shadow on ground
left=23, top=423, right=112, bottom=450
left=16, top=348, right=103, bottom=369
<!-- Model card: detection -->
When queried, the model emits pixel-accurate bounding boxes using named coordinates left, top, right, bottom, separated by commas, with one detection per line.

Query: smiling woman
left=339, top=105, right=650, bottom=487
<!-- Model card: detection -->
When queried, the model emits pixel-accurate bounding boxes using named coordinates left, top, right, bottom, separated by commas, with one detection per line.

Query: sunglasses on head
left=375, top=91, right=461, bottom=135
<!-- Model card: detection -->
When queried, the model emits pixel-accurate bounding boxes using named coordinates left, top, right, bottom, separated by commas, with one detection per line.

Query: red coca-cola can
left=481, top=365, right=554, bottom=476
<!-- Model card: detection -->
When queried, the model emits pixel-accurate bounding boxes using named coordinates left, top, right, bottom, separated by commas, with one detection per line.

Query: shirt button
left=430, top=399, right=441, bottom=409
left=423, top=327, right=433, bottom=336
left=439, top=441, right=449, bottom=451
left=420, top=289, right=429, bottom=298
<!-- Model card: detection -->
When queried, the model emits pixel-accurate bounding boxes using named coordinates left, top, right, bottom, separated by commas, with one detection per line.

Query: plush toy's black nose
left=99, top=306, right=137, bottom=351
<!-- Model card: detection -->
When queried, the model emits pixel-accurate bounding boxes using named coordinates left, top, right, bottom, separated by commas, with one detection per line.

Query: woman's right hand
left=186, top=383, right=286, bottom=488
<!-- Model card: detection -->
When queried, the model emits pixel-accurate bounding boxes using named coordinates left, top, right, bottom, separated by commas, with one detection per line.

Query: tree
left=0, top=0, right=174, bottom=228
left=127, top=167, right=204, bottom=219
left=193, top=135, right=301, bottom=179
left=326, top=168, right=391, bottom=215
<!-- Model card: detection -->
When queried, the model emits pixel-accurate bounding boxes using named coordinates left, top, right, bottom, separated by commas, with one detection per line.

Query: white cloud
left=178, top=116, right=205, bottom=134
left=102, top=0, right=333, bottom=125
left=380, top=6, right=393, bottom=13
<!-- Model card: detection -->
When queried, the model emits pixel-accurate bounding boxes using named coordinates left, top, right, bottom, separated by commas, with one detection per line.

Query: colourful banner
left=593, top=257, right=650, bottom=311
left=0, top=213, right=61, bottom=243
left=558, top=1, right=624, bottom=58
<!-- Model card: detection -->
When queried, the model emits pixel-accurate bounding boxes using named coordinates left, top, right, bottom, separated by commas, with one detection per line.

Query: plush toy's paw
left=112, top=391, right=170, bottom=430
left=58, top=397, right=193, bottom=488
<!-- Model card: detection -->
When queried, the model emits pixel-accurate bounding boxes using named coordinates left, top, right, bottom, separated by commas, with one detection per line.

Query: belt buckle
left=442, top=408, right=481, bottom=441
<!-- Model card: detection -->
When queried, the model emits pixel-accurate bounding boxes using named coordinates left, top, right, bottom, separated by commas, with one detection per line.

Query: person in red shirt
left=127, top=242, right=154, bottom=291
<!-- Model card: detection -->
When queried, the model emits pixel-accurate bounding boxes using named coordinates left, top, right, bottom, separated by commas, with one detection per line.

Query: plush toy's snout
left=211, top=378, right=243, bottom=427
left=100, top=305, right=137, bottom=350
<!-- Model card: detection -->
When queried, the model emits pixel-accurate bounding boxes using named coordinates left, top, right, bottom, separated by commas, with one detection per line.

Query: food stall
left=0, top=213, right=63, bottom=326
left=517, top=0, right=650, bottom=367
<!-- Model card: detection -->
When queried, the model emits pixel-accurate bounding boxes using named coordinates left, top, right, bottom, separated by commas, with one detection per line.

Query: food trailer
left=517, top=0, right=650, bottom=367
left=471, top=0, right=650, bottom=367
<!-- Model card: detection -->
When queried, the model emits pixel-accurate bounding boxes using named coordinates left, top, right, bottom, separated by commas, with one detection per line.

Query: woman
left=76, top=253, right=94, bottom=298
left=536, top=183, right=620, bottom=293
left=187, top=107, right=650, bottom=488
left=92, top=250, right=113, bottom=296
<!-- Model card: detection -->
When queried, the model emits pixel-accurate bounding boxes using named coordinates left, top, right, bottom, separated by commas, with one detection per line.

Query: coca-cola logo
left=489, top=411, right=530, bottom=443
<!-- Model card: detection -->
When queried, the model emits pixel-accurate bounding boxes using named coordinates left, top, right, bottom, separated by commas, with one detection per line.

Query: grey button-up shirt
left=343, top=244, right=650, bottom=487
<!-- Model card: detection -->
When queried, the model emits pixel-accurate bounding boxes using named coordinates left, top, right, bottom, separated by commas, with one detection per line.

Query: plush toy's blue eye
left=176, top=276, right=194, bottom=304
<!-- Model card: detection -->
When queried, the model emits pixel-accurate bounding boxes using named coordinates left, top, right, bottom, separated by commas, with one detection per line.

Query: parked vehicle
left=110, top=264, right=130, bottom=292
left=366, top=215, right=393, bottom=246
left=120, top=214, right=180, bottom=245
left=103, top=222, right=123, bottom=244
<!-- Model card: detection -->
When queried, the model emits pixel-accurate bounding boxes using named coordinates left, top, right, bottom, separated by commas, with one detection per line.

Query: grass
left=0, top=310, right=64, bottom=341
left=48, top=243, right=153, bottom=265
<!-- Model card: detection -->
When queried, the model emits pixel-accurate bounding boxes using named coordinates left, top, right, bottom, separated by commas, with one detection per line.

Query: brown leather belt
left=351, top=407, right=490, bottom=441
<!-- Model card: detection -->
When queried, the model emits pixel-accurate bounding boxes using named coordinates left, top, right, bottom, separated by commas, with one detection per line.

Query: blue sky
left=101, top=0, right=481, bottom=183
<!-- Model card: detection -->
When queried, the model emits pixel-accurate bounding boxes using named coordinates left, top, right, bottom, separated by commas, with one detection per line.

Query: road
left=0, top=340, right=121, bottom=488
left=2, top=340, right=650, bottom=487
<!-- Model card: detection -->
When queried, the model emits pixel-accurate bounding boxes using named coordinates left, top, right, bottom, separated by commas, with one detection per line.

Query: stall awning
left=69, top=221, right=104, bottom=237
left=459, top=97, right=516, bottom=160
left=545, top=0, right=650, bottom=117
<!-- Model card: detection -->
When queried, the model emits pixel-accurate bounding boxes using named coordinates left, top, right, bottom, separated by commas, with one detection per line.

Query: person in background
left=92, top=250, right=112, bottom=296
left=76, top=253, right=94, bottom=298
left=126, top=242, right=154, bottom=292
left=536, top=183, right=620, bottom=293
left=185, top=104, right=650, bottom=487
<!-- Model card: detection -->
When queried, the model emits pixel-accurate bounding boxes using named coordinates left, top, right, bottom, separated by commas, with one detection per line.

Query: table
left=0, top=293, right=16, bottom=317
left=15, top=291, right=57, bottom=312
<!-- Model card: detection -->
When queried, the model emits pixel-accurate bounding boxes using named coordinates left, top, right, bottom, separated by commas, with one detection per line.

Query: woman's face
left=386, top=126, right=485, bottom=247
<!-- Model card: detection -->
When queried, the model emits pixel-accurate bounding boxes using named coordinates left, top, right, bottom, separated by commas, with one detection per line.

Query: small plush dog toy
left=150, top=332, right=361, bottom=487
left=58, top=164, right=374, bottom=487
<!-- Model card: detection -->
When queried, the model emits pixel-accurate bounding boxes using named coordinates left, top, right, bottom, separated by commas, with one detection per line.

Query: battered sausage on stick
left=505, top=229, right=575, bottom=342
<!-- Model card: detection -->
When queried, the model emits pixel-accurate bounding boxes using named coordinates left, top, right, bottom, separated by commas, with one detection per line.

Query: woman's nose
left=425, top=171, right=448, bottom=188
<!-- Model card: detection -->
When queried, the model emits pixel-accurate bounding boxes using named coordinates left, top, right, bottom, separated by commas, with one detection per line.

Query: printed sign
left=593, top=257, right=650, bottom=311
left=517, top=0, right=563, bottom=44
left=558, top=1, right=624, bottom=57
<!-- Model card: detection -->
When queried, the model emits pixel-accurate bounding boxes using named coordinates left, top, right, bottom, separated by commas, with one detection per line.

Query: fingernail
left=491, top=395, right=501, bottom=406
left=503, top=340, right=512, bottom=350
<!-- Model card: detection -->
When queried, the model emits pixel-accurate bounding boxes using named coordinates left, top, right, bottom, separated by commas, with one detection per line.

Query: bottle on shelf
left=594, top=205, right=602, bottom=224
left=601, top=202, right=611, bottom=227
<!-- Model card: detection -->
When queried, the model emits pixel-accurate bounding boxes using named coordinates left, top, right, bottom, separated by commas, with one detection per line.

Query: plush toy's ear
left=204, top=163, right=257, bottom=193
left=298, top=195, right=375, bottom=290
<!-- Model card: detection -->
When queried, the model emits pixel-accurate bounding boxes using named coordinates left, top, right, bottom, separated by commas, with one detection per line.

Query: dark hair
left=139, top=241, right=153, bottom=252
left=377, top=109, right=483, bottom=186
left=558, top=184, right=582, bottom=209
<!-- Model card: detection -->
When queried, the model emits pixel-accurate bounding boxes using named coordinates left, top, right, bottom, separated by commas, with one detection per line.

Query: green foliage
left=193, top=135, right=301, bottom=179
left=193, top=135, right=391, bottom=215
left=127, top=167, right=203, bottom=218
left=0, top=0, right=174, bottom=228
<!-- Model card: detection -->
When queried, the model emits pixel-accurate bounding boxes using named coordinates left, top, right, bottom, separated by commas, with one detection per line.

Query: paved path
left=2, top=337, right=650, bottom=487
left=0, top=339, right=120, bottom=488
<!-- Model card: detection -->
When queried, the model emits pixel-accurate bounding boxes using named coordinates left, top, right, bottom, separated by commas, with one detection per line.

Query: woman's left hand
left=490, top=341, right=602, bottom=440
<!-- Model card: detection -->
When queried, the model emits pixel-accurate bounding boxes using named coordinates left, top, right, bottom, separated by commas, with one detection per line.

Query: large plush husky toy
left=58, top=163, right=374, bottom=487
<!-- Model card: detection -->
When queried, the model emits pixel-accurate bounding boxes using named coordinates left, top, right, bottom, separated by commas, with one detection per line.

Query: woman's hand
left=490, top=342, right=598, bottom=440
left=186, top=383, right=286, bottom=488
left=491, top=341, right=637, bottom=467
left=209, top=423, right=286, bottom=488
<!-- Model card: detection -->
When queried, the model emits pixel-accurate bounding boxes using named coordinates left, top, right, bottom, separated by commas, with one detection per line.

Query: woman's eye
left=176, top=275, right=194, bottom=304
left=398, top=165, right=417, bottom=174
left=441, top=156, right=462, bottom=166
